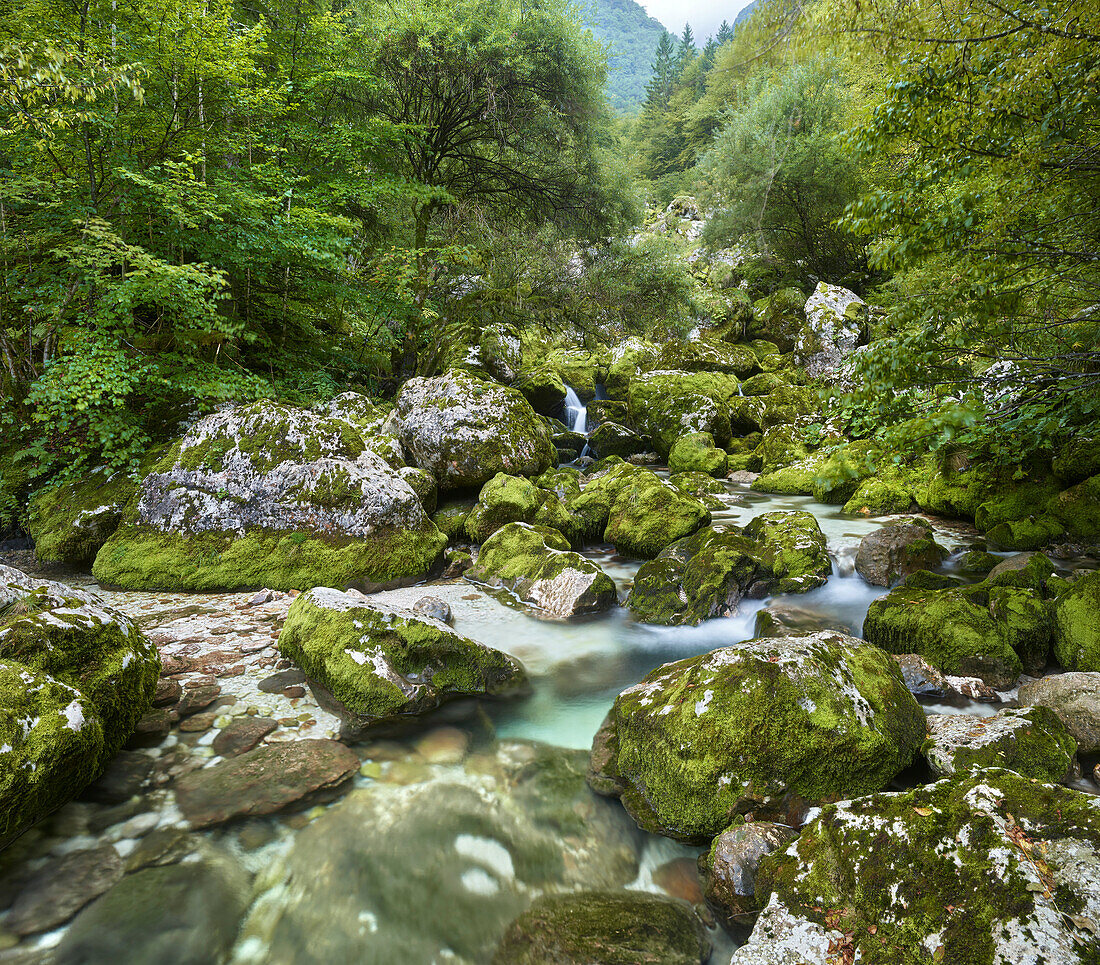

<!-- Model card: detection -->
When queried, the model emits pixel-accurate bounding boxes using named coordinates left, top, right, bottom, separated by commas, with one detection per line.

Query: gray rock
left=795, top=283, right=866, bottom=380
left=855, top=520, right=947, bottom=587
left=211, top=717, right=276, bottom=757
left=1018, top=672, right=1100, bottom=752
left=258, top=669, right=306, bottom=693
left=413, top=595, right=452, bottom=625
left=81, top=750, right=155, bottom=804
left=6, top=846, right=123, bottom=936
left=700, top=822, right=798, bottom=935
left=55, top=848, right=248, bottom=965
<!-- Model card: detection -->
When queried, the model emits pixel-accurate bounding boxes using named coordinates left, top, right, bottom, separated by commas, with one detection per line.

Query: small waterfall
left=564, top=386, right=587, bottom=435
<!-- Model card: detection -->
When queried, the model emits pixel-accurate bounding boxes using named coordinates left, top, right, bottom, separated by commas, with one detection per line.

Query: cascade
left=564, top=385, right=587, bottom=434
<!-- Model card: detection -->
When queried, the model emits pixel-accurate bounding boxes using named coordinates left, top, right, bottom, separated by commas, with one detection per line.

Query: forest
left=1, top=0, right=1100, bottom=961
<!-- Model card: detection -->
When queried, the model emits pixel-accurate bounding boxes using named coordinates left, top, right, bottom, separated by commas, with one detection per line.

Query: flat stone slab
left=212, top=717, right=277, bottom=757
left=174, top=739, right=359, bottom=828
left=5, top=845, right=123, bottom=936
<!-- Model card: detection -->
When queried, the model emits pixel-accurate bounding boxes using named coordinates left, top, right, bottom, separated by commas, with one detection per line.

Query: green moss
left=492, top=891, right=710, bottom=965
left=534, top=466, right=583, bottom=504
left=277, top=590, right=527, bottom=720
left=513, top=366, right=567, bottom=414
left=751, top=456, right=827, bottom=496
left=591, top=632, right=925, bottom=842
left=740, top=372, right=788, bottom=396
left=590, top=422, right=647, bottom=459
left=956, top=550, right=1001, bottom=576
left=627, top=370, right=740, bottom=458
left=668, top=472, right=727, bottom=509
left=1045, top=474, right=1100, bottom=542
left=605, top=339, right=659, bottom=399
left=974, top=477, right=1063, bottom=532
left=754, top=768, right=1100, bottom=965
left=743, top=511, right=831, bottom=591
left=811, top=441, right=880, bottom=505
left=432, top=499, right=475, bottom=542
left=756, top=425, right=811, bottom=472
left=1052, top=436, right=1100, bottom=484
left=1053, top=569, right=1100, bottom=671
left=92, top=522, right=446, bottom=592
left=749, top=287, right=806, bottom=352
left=465, top=473, right=581, bottom=546
left=668, top=432, right=728, bottom=477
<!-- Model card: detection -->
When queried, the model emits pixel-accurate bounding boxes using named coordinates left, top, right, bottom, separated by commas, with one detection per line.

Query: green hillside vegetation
left=580, top=0, right=669, bottom=112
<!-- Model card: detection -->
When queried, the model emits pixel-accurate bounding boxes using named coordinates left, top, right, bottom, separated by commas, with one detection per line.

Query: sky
left=641, top=0, right=756, bottom=41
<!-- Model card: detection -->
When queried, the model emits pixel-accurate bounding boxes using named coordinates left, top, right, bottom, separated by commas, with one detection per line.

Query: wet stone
left=124, top=828, right=195, bottom=872
left=283, top=685, right=306, bottom=698
left=5, top=845, right=123, bottom=936
left=176, top=684, right=221, bottom=716
left=414, top=726, right=469, bottom=764
left=174, top=739, right=360, bottom=828
left=128, top=708, right=177, bottom=747
left=212, top=717, right=277, bottom=757
left=653, top=856, right=705, bottom=905
left=153, top=678, right=182, bottom=707
left=259, top=669, right=307, bottom=694
left=179, top=711, right=217, bottom=733
left=413, top=595, right=453, bottom=625
left=81, top=750, right=155, bottom=805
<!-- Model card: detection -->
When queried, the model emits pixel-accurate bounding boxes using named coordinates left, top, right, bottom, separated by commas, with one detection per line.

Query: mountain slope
left=580, top=0, right=668, bottom=113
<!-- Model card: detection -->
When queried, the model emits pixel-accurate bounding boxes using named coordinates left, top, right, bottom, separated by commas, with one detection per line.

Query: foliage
left=578, top=0, right=668, bottom=112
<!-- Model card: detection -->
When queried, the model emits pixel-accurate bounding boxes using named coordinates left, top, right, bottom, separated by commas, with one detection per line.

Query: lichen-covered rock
left=0, top=566, right=160, bottom=845
left=863, top=572, right=1054, bottom=687
left=751, top=456, right=826, bottom=496
left=627, top=370, right=740, bottom=458
left=756, top=425, right=812, bottom=473
left=842, top=477, right=915, bottom=516
left=513, top=366, right=568, bottom=415
left=810, top=440, right=879, bottom=505
left=855, top=519, right=948, bottom=587
left=93, top=401, right=447, bottom=591
left=742, top=512, right=832, bottom=593
left=277, top=587, right=527, bottom=722
left=795, top=283, right=866, bottom=379
left=1053, top=570, right=1100, bottom=671
left=605, top=337, right=660, bottom=399
left=586, top=399, right=630, bottom=432
left=741, top=769, right=1100, bottom=965
left=668, top=472, right=729, bottom=510
left=466, top=522, right=617, bottom=619
left=590, top=421, right=647, bottom=459
left=628, top=519, right=829, bottom=627
left=750, top=288, right=806, bottom=353
left=465, top=473, right=581, bottom=546
left=477, top=322, right=523, bottom=383
left=572, top=463, right=710, bottom=559
left=534, top=466, right=583, bottom=504
left=394, top=370, right=555, bottom=489
left=670, top=337, right=759, bottom=377
left=668, top=432, right=729, bottom=477
left=957, top=549, right=1002, bottom=576
left=1018, top=672, right=1100, bottom=753
left=700, top=822, right=799, bottom=936
left=587, top=631, right=925, bottom=842
left=547, top=349, right=601, bottom=401
left=923, top=707, right=1077, bottom=781
left=492, top=891, right=710, bottom=965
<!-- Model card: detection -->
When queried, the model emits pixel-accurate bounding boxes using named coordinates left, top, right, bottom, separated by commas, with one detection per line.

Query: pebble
left=212, top=717, right=277, bottom=757
left=179, top=711, right=217, bottom=733
left=414, top=727, right=469, bottom=764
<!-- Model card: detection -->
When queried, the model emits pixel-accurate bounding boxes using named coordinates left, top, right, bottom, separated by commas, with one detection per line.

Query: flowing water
left=0, top=474, right=1093, bottom=965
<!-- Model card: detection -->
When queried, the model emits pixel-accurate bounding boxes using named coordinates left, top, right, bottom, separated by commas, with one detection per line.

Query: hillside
left=580, top=0, right=669, bottom=113
left=734, top=0, right=760, bottom=25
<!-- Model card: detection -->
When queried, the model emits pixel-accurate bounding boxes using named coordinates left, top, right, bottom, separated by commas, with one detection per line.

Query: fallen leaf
left=913, top=806, right=933, bottom=816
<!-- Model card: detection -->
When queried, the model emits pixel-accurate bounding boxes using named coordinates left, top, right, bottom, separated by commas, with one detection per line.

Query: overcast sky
left=641, top=0, right=756, bottom=41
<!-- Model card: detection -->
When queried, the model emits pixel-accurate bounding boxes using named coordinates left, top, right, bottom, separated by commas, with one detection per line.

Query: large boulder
left=93, top=401, right=447, bottom=591
left=587, top=631, right=925, bottom=842
left=605, top=337, right=660, bottom=399
left=794, top=283, right=866, bottom=379
left=668, top=432, right=728, bottom=477
left=277, top=587, right=528, bottom=722
left=493, top=891, right=710, bottom=965
left=1018, top=672, right=1100, bottom=753
left=863, top=571, right=1054, bottom=687
left=465, top=473, right=581, bottom=546
left=0, top=566, right=160, bottom=846
left=738, top=769, right=1100, bottom=965
left=589, top=422, right=648, bottom=459
left=255, top=741, right=644, bottom=965
left=572, top=463, right=710, bottom=559
left=749, top=288, right=806, bottom=352
left=466, top=522, right=617, bottom=619
left=627, top=370, right=740, bottom=458
left=1053, top=570, right=1100, bottom=671
left=855, top=519, right=948, bottom=587
left=513, top=366, right=568, bottom=415
left=627, top=517, right=831, bottom=627
left=742, top=511, right=832, bottom=592
left=670, top=337, right=759, bottom=377
left=393, top=370, right=555, bottom=489
left=922, top=707, right=1077, bottom=782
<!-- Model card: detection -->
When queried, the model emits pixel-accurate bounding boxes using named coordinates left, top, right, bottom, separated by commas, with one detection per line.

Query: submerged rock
left=738, top=768, right=1100, bottom=965
left=174, top=738, right=359, bottom=828
left=256, top=741, right=642, bottom=965
left=1018, top=672, right=1100, bottom=753
left=466, top=523, right=617, bottom=619
left=394, top=370, right=555, bottom=489
left=855, top=519, right=948, bottom=587
left=588, top=631, right=925, bottom=842
left=923, top=707, right=1077, bottom=782
left=0, top=566, right=160, bottom=846
left=4, top=844, right=123, bottom=936
left=278, top=588, right=527, bottom=721
left=93, top=400, right=446, bottom=591
left=492, top=891, right=710, bottom=965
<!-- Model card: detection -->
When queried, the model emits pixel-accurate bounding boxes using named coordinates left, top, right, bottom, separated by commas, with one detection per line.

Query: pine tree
left=675, top=23, right=697, bottom=76
left=644, top=31, right=677, bottom=107
left=716, top=20, right=734, bottom=44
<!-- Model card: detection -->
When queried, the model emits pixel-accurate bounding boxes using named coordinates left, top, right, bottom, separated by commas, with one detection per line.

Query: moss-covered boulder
left=668, top=432, right=729, bottom=477
left=750, top=456, right=827, bottom=496
left=855, top=519, right=948, bottom=587
left=492, top=891, right=710, bottom=965
left=627, top=370, right=740, bottom=458
left=394, top=370, right=555, bottom=489
left=605, top=337, right=660, bottom=399
left=1052, top=436, right=1100, bottom=485
left=740, top=769, right=1100, bottom=965
left=739, top=372, right=788, bottom=396
left=93, top=401, right=447, bottom=592
left=431, top=498, right=475, bottom=542
left=810, top=441, right=879, bottom=505
left=534, top=466, right=583, bottom=504
left=0, top=566, right=160, bottom=846
left=586, top=400, right=630, bottom=432
left=755, top=425, right=811, bottom=473
left=1018, top=672, right=1100, bottom=753
left=670, top=337, right=759, bottom=377
left=957, top=549, right=1002, bottom=576
left=465, top=473, right=581, bottom=546
left=27, top=450, right=163, bottom=566
left=466, top=522, right=617, bottom=618
left=572, top=463, right=710, bottom=558
left=513, top=366, right=568, bottom=415
left=590, top=422, right=647, bottom=459
left=588, top=631, right=925, bottom=842
left=794, top=282, right=867, bottom=379
left=277, top=587, right=527, bottom=722
left=1053, top=570, right=1100, bottom=671
left=742, top=511, right=832, bottom=592
left=668, top=472, right=729, bottom=510
left=862, top=570, right=1055, bottom=686
left=749, top=288, right=806, bottom=352
left=923, top=707, right=1077, bottom=781
left=1046, top=473, right=1100, bottom=544
left=842, top=476, right=915, bottom=516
